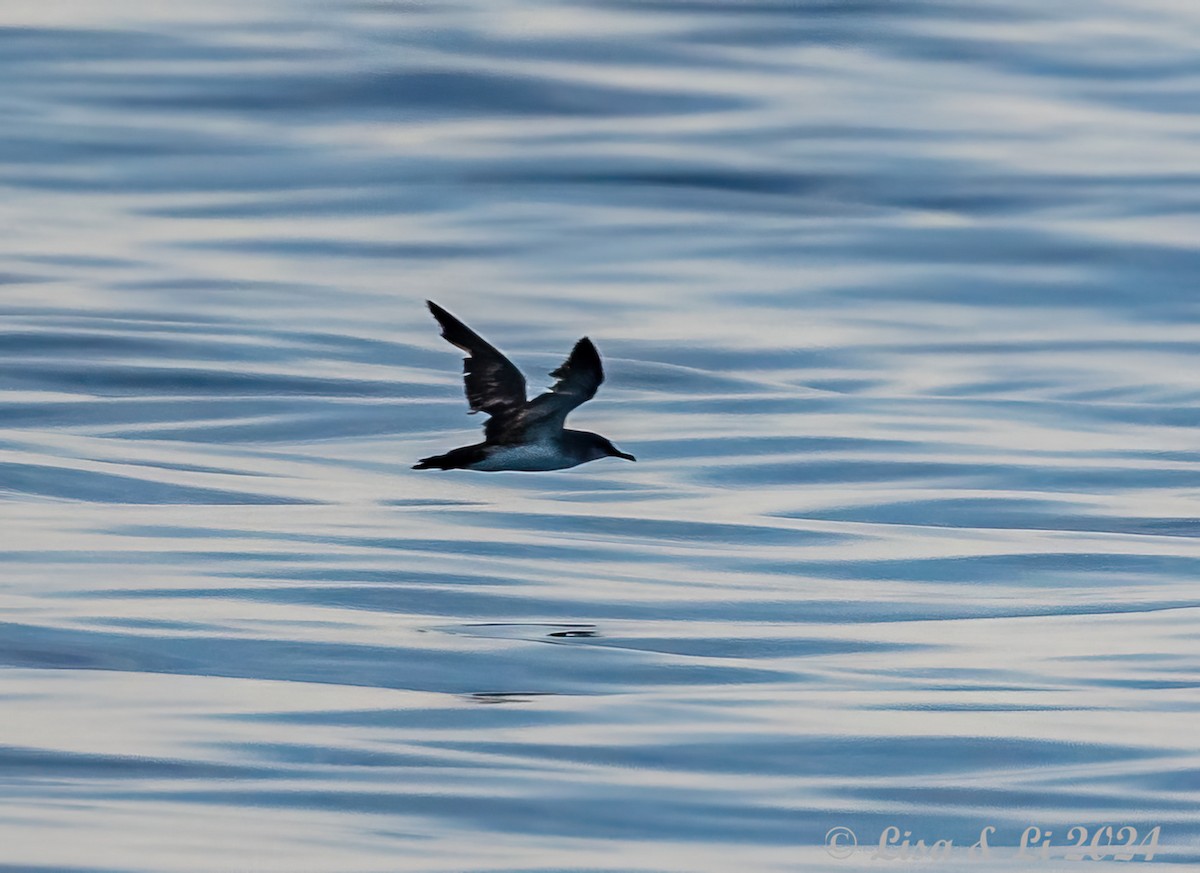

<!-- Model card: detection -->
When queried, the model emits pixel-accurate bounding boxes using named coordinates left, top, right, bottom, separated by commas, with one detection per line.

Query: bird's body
left=418, top=431, right=604, bottom=472
left=415, top=301, right=634, bottom=473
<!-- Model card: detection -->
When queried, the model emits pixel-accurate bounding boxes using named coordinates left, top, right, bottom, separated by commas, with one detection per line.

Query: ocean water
left=2, top=0, right=1200, bottom=870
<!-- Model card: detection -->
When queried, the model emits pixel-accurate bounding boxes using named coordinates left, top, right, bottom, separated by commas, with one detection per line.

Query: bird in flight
left=415, top=301, right=635, bottom=472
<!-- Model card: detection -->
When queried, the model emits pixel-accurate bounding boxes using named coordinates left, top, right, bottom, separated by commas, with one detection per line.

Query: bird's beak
left=612, top=449, right=636, bottom=462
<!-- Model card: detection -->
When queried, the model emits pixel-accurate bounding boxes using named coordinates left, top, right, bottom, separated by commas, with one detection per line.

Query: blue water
left=2, top=1, right=1199, bottom=870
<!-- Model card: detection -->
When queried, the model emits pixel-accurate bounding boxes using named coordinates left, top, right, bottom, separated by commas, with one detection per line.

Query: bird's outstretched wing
left=427, top=301, right=527, bottom=435
left=519, top=337, right=605, bottom=437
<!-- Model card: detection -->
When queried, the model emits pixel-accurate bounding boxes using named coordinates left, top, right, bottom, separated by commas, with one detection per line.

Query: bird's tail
left=413, top=444, right=486, bottom=471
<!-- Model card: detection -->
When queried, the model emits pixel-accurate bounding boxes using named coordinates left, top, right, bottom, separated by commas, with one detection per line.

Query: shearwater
left=414, top=301, right=636, bottom=472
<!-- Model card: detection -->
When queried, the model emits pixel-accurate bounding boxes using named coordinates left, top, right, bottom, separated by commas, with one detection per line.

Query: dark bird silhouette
left=415, top=301, right=635, bottom=472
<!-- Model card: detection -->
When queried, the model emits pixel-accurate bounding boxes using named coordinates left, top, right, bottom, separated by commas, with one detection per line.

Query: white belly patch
left=470, top=443, right=579, bottom=472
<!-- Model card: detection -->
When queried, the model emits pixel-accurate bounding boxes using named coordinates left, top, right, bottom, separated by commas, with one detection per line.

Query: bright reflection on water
left=2, top=0, right=1200, bottom=870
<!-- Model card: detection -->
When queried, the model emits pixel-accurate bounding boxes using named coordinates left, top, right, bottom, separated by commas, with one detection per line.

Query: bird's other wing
left=520, top=337, right=605, bottom=436
left=427, top=301, right=527, bottom=432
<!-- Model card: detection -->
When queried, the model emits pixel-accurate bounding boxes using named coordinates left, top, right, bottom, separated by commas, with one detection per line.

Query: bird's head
left=581, top=432, right=636, bottom=463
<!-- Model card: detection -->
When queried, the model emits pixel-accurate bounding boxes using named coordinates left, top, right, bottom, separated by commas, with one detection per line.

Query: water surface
left=2, top=0, right=1199, bottom=869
